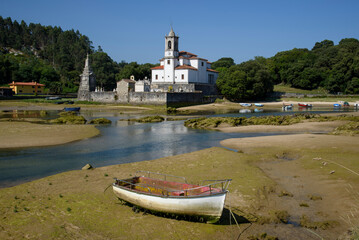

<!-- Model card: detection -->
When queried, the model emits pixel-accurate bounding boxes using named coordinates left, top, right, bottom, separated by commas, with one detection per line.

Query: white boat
left=112, top=171, right=231, bottom=223
left=239, top=109, right=252, bottom=113
left=240, top=103, right=252, bottom=107
left=254, top=103, right=264, bottom=107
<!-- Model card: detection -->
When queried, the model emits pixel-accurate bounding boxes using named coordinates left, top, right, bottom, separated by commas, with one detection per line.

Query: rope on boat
left=103, top=183, right=113, bottom=194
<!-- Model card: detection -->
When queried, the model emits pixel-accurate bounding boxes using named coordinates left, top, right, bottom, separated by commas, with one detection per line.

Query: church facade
left=78, top=28, right=219, bottom=106
left=151, top=28, right=218, bottom=86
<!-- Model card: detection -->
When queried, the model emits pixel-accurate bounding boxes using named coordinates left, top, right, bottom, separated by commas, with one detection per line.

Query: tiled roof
left=9, top=81, right=45, bottom=86
left=121, top=79, right=136, bottom=83
left=189, top=56, right=208, bottom=61
left=151, top=65, right=164, bottom=70
left=179, top=51, right=197, bottom=57
left=175, top=65, right=198, bottom=71
left=207, top=68, right=219, bottom=73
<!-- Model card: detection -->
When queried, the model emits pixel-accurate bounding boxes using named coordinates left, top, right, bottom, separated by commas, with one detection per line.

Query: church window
left=168, top=41, right=172, bottom=49
left=201, top=62, right=204, bottom=67
left=208, top=74, right=214, bottom=84
left=155, top=75, right=158, bottom=80
left=167, top=60, right=170, bottom=65
left=181, top=74, right=184, bottom=80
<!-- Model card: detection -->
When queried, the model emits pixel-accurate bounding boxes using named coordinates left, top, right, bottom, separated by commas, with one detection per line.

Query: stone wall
left=151, top=83, right=196, bottom=92
left=194, top=83, right=218, bottom=95
left=128, top=92, right=167, bottom=104
left=78, top=90, right=208, bottom=106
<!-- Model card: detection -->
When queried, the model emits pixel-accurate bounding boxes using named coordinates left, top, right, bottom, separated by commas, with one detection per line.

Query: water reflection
left=0, top=107, right=357, bottom=188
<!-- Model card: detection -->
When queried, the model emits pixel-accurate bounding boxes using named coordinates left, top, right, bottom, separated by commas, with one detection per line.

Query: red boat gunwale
left=114, top=173, right=231, bottom=199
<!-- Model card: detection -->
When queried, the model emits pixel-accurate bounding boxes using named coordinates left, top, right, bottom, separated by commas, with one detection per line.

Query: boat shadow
left=216, top=208, right=251, bottom=226
left=116, top=201, right=250, bottom=225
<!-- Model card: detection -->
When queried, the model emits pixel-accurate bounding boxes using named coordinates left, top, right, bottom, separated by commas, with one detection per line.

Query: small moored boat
left=254, top=103, right=264, bottom=107
left=298, top=103, right=312, bottom=107
left=239, top=109, right=252, bottom=113
left=240, top=103, right=252, bottom=107
left=333, top=103, right=341, bottom=108
left=112, top=171, right=231, bottom=223
left=63, top=107, right=80, bottom=112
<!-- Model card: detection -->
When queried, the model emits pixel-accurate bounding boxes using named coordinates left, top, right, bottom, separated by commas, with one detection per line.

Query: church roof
left=207, top=68, right=219, bottom=73
left=175, top=65, right=198, bottom=71
left=189, top=56, right=208, bottom=61
left=121, top=79, right=136, bottom=83
left=151, top=65, right=164, bottom=70
left=179, top=51, right=197, bottom=57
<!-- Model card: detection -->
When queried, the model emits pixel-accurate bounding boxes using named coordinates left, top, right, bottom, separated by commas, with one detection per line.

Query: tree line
left=0, top=16, right=156, bottom=94
left=213, top=38, right=359, bottom=101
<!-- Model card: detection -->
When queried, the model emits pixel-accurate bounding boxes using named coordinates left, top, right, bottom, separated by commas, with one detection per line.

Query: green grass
left=281, top=97, right=359, bottom=102
left=274, top=84, right=329, bottom=94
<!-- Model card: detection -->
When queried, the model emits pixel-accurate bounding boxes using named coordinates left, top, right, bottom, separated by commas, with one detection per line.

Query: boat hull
left=64, top=107, right=80, bottom=112
left=113, top=184, right=227, bottom=223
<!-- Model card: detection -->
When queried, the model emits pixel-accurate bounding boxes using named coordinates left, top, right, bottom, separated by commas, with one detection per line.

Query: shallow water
left=0, top=107, right=356, bottom=188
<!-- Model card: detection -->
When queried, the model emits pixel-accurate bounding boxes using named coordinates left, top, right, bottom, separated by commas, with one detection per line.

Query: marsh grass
left=300, top=214, right=338, bottom=230
left=88, top=118, right=112, bottom=124
left=341, top=185, right=359, bottom=239
left=50, top=115, right=87, bottom=124
left=184, top=113, right=318, bottom=129
left=121, top=115, right=165, bottom=123
left=330, top=122, right=359, bottom=136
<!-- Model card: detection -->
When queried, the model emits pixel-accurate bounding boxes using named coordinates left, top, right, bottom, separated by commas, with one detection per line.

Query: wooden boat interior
left=114, top=171, right=231, bottom=197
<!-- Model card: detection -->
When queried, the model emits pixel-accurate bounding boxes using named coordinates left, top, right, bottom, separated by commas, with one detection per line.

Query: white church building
left=151, top=28, right=218, bottom=86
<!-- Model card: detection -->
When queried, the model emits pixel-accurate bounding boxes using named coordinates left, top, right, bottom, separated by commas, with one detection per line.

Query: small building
left=117, top=79, right=136, bottom=95
left=0, top=87, right=13, bottom=97
left=8, top=81, right=45, bottom=95
left=135, top=80, right=151, bottom=92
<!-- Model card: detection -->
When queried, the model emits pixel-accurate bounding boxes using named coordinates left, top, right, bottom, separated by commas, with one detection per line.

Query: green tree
left=216, top=57, right=273, bottom=100
left=212, top=57, right=235, bottom=69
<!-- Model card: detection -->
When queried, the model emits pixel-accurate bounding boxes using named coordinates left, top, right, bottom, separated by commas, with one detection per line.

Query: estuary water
left=0, top=108, right=355, bottom=188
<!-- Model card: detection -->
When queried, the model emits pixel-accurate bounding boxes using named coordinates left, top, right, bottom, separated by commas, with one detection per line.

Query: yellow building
left=8, top=81, right=45, bottom=95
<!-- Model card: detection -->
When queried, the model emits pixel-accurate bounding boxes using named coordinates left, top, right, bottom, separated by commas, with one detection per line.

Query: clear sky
left=1, top=0, right=359, bottom=64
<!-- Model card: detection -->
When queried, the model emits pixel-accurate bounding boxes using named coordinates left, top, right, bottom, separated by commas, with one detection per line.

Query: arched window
left=168, top=41, right=172, bottom=49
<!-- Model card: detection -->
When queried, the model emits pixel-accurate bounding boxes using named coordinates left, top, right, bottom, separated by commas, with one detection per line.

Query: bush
left=89, top=118, right=112, bottom=124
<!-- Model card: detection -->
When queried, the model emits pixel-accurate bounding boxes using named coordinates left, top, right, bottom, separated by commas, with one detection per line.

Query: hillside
left=0, top=16, right=156, bottom=94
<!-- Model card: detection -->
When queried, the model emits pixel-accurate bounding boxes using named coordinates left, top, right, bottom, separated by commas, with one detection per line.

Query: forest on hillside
left=0, top=16, right=156, bottom=94
left=1, top=16, right=358, bottom=99
left=213, top=38, right=359, bottom=101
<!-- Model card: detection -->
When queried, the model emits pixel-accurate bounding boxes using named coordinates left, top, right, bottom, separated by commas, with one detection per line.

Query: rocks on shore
left=82, top=163, right=93, bottom=170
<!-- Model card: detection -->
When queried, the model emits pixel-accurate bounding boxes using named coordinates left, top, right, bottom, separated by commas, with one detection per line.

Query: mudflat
left=0, top=133, right=358, bottom=239
left=0, top=122, right=99, bottom=148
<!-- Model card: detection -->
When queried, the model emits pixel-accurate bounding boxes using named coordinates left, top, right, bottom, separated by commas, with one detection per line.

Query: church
left=151, top=28, right=218, bottom=86
left=78, top=28, right=219, bottom=106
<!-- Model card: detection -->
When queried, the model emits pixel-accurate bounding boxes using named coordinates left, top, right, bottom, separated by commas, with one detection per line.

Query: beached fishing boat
left=63, top=107, right=80, bottom=112
left=239, top=109, right=252, bottom=113
left=112, top=171, right=231, bottom=223
left=298, top=103, right=312, bottom=107
left=240, top=103, right=252, bottom=107
left=282, top=105, right=293, bottom=111
left=254, top=103, right=264, bottom=107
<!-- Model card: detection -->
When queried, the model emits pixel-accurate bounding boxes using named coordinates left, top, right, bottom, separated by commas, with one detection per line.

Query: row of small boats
left=239, top=103, right=263, bottom=107
left=240, top=102, right=359, bottom=109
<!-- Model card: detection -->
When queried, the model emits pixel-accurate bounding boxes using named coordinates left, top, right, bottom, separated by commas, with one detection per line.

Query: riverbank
left=0, top=122, right=99, bottom=149
left=178, top=99, right=359, bottom=113
left=0, top=132, right=358, bottom=239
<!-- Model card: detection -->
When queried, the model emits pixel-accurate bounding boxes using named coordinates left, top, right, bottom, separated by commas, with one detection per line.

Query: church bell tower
left=164, top=28, right=179, bottom=83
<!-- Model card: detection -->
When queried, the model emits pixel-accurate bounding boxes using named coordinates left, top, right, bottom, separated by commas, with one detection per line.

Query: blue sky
left=1, top=0, right=359, bottom=64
